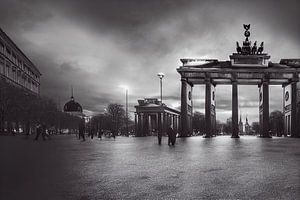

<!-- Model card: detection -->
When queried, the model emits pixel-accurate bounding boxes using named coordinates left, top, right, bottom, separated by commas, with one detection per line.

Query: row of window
left=0, top=38, right=39, bottom=82
left=0, top=56, right=39, bottom=93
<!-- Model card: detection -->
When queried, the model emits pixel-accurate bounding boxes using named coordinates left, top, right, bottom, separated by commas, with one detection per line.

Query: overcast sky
left=1, top=0, right=299, bottom=123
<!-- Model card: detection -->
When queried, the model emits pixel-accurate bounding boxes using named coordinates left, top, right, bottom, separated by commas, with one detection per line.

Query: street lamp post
left=157, top=72, right=165, bottom=104
left=119, top=85, right=129, bottom=136
left=125, top=88, right=128, bottom=136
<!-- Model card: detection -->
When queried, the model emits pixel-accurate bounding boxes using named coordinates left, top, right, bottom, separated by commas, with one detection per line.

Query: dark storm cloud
left=0, top=0, right=299, bottom=119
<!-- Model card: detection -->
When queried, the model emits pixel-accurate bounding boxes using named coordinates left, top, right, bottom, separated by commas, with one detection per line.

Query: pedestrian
left=41, top=123, right=48, bottom=140
left=98, top=129, right=103, bottom=139
left=90, top=126, right=95, bottom=139
left=34, top=122, right=46, bottom=141
left=157, top=131, right=162, bottom=145
left=167, top=126, right=176, bottom=146
left=78, top=119, right=85, bottom=141
left=167, top=127, right=172, bottom=145
left=170, top=127, right=176, bottom=146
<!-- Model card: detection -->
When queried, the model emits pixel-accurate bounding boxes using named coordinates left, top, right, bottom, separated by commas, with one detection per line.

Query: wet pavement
left=0, top=135, right=299, bottom=200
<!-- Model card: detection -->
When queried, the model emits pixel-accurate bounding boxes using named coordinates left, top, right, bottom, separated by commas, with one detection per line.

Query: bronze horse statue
left=251, top=41, right=257, bottom=54
left=236, top=42, right=242, bottom=54
left=257, top=42, right=264, bottom=54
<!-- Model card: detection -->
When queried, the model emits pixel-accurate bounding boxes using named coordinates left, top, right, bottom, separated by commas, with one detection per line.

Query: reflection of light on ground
left=0, top=135, right=299, bottom=199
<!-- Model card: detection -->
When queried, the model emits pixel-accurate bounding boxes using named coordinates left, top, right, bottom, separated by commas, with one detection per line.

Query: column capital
left=205, top=77, right=211, bottom=83
left=291, top=73, right=299, bottom=82
left=181, top=78, right=187, bottom=82
left=263, top=73, right=270, bottom=82
left=231, top=72, right=238, bottom=81
left=231, top=79, right=237, bottom=83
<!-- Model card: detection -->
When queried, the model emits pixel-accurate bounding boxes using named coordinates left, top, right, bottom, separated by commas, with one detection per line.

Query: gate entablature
left=178, top=63, right=300, bottom=85
left=177, top=24, right=300, bottom=138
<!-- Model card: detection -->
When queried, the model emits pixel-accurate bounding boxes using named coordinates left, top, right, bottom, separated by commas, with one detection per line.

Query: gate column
left=262, top=78, right=271, bottom=137
left=232, top=79, right=239, bottom=138
left=180, top=78, right=189, bottom=137
left=291, top=76, right=299, bottom=137
left=204, top=78, right=212, bottom=138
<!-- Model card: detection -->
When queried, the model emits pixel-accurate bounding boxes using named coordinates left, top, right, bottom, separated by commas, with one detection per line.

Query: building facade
left=177, top=24, right=300, bottom=138
left=0, top=28, right=41, bottom=94
left=134, top=98, right=180, bottom=137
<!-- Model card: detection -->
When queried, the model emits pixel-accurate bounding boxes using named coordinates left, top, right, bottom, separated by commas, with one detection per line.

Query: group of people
left=34, top=122, right=50, bottom=141
left=157, top=126, right=176, bottom=146
left=78, top=119, right=116, bottom=141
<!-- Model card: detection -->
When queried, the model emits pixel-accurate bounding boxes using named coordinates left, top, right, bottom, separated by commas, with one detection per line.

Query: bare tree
left=107, top=103, right=125, bottom=135
left=251, top=122, right=260, bottom=135
left=269, top=110, right=284, bottom=136
left=192, top=112, right=205, bottom=135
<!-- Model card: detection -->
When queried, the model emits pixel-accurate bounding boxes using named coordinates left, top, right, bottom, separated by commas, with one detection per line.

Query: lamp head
left=157, top=72, right=165, bottom=79
left=119, top=85, right=129, bottom=90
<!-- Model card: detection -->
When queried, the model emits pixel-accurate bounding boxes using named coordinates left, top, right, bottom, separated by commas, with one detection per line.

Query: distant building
left=0, top=28, right=41, bottom=94
left=245, top=116, right=251, bottom=134
left=63, top=89, right=84, bottom=118
left=134, top=98, right=180, bottom=137
left=239, top=115, right=243, bottom=133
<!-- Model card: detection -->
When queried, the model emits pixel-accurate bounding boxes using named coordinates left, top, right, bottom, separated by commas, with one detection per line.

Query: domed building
left=63, top=89, right=84, bottom=117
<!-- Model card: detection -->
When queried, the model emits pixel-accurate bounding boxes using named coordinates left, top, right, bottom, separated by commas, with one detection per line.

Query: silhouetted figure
left=90, top=126, right=95, bottom=139
left=34, top=123, right=46, bottom=141
left=167, top=127, right=176, bottom=146
left=157, top=131, right=162, bottom=145
left=98, top=129, right=103, bottom=139
left=111, top=131, right=116, bottom=139
left=78, top=119, right=85, bottom=141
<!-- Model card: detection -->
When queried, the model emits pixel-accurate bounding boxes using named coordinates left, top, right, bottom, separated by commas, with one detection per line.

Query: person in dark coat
left=90, top=126, right=95, bottom=139
left=157, top=131, right=162, bottom=145
left=167, top=127, right=172, bottom=145
left=78, top=119, right=85, bottom=141
left=167, top=127, right=176, bottom=146
left=34, top=122, right=46, bottom=141
left=98, top=129, right=103, bottom=139
left=170, top=128, right=176, bottom=145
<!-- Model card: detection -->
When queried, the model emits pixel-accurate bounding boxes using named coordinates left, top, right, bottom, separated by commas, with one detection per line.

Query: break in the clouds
left=0, top=0, right=299, bottom=122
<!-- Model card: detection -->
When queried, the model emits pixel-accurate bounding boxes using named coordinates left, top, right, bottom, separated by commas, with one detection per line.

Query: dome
left=63, top=96, right=83, bottom=113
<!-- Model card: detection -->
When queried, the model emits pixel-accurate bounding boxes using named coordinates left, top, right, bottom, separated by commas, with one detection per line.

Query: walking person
left=157, top=131, right=162, bottom=145
left=34, top=122, right=46, bottom=141
left=111, top=131, right=116, bottom=140
left=167, top=126, right=176, bottom=146
left=170, top=127, right=176, bottom=146
left=90, top=126, right=95, bottom=139
left=167, top=127, right=172, bottom=145
left=78, top=119, right=85, bottom=141
left=98, top=129, right=103, bottom=139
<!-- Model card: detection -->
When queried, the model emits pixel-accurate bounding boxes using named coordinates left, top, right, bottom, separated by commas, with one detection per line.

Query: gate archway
left=177, top=25, right=300, bottom=138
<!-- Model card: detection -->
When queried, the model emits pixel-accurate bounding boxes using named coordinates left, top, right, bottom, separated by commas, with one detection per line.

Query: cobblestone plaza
left=0, top=135, right=299, bottom=199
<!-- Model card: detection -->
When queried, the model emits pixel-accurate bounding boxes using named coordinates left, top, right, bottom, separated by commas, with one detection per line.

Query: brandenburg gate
left=177, top=25, right=300, bottom=138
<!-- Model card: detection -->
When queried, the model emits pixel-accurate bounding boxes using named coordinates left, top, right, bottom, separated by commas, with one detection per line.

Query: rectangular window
left=6, top=47, right=11, bottom=58
left=12, top=67, right=16, bottom=81
left=0, top=40, right=4, bottom=53
left=24, top=64, right=28, bottom=73
left=0, top=56, right=4, bottom=74
left=17, top=70, right=21, bottom=83
left=12, top=53, right=16, bottom=63
left=6, top=64, right=10, bottom=77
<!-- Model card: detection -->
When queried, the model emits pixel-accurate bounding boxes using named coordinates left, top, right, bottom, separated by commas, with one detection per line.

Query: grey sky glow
left=1, top=0, right=299, bottom=123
